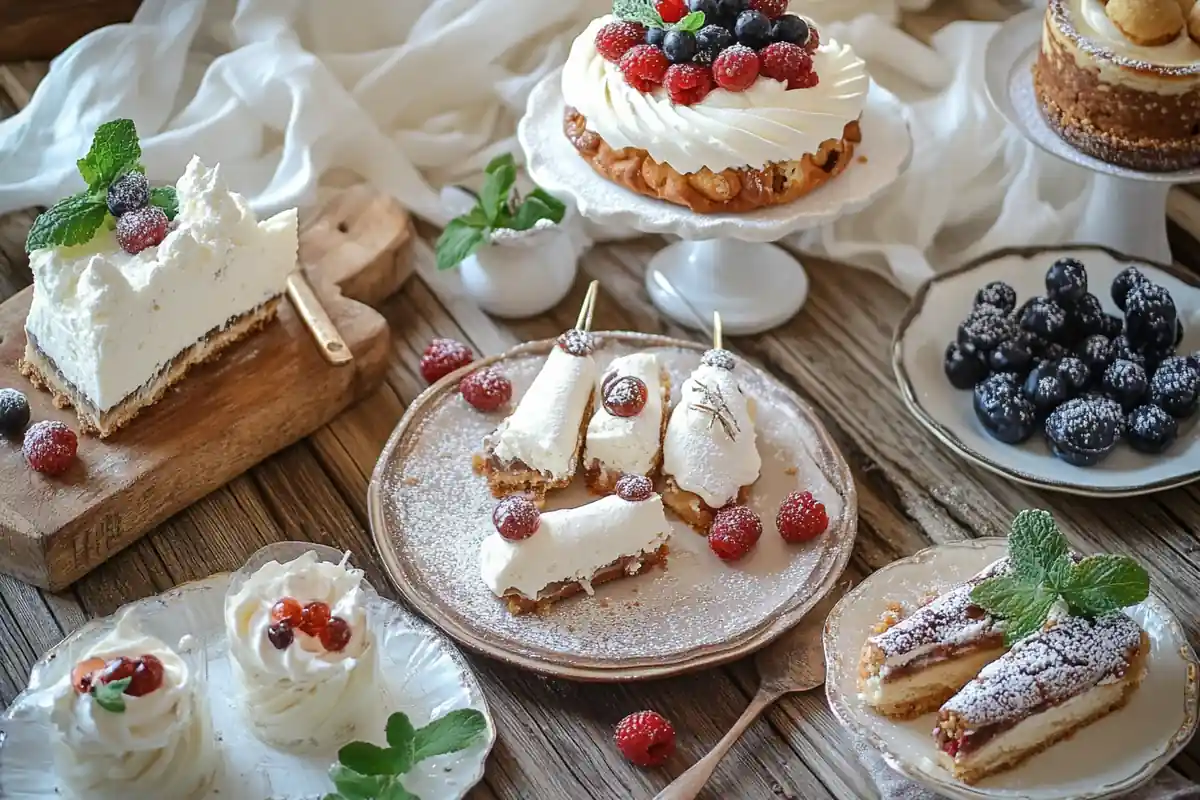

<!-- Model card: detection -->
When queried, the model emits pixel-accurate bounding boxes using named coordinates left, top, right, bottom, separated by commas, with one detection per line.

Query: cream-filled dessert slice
left=224, top=551, right=378, bottom=752
left=21, top=154, right=297, bottom=437
left=934, top=613, right=1148, bottom=784
left=48, top=617, right=216, bottom=800
left=661, top=348, right=761, bottom=532
left=479, top=475, right=670, bottom=614
left=584, top=353, right=670, bottom=494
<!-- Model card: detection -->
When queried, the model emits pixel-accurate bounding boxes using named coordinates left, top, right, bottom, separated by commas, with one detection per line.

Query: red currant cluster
left=267, top=597, right=353, bottom=653
left=72, top=654, right=164, bottom=697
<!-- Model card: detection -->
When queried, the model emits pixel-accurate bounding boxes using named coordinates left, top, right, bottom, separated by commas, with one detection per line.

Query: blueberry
left=1111, top=335, right=1146, bottom=366
left=1102, top=359, right=1148, bottom=411
left=1150, top=359, right=1199, bottom=418
left=944, top=342, right=988, bottom=390
left=1126, top=404, right=1178, bottom=454
left=989, top=339, right=1034, bottom=376
left=1044, top=396, right=1125, bottom=467
left=663, top=29, right=697, bottom=63
left=958, top=309, right=1015, bottom=352
left=1101, top=313, right=1124, bottom=340
left=975, top=281, right=1017, bottom=315
left=716, top=0, right=747, bottom=17
left=1046, top=257, right=1088, bottom=305
left=734, top=10, right=773, bottom=48
left=646, top=27, right=666, bottom=47
left=1065, top=293, right=1106, bottom=343
left=1024, top=370, right=1068, bottom=416
left=106, top=171, right=150, bottom=218
left=0, top=388, right=30, bottom=436
left=1019, top=296, right=1068, bottom=342
left=1124, top=283, right=1177, bottom=351
left=694, top=24, right=734, bottom=63
left=1075, top=334, right=1113, bottom=376
left=1056, top=357, right=1091, bottom=395
left=771, top=14, right=810, bottom=45
left=689, top=0, right=721, bottom=17
left=974, top=374, right=1037, bottom=444
left=1111, top=266, right=1150, bottom=312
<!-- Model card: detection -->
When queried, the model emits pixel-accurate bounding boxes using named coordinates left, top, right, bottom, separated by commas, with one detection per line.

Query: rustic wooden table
left=1, top=4, right=1199, bottom=798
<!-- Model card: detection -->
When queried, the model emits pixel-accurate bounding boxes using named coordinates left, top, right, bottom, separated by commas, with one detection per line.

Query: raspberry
left=776, top=491, right=829, bottom=543
left=749, top=0, right=788, bottom=19
left=557, top=329, right=596, bottom=357
left=115, top=206, right=168, bottom=255
left=125, top=655, right=165, bottom=697
left=759, top=41, right=814, bottom=90
left=603, top=375, right=648, bottom=417
left=805, top=24, right=821, bottom=53
left=493, top=495, right=540, bottom=540
left=708, top=505, right=762, bottom=561
left=656, top=0, right=688, bottom=23
left=712, top=45, right=760, bottom=92
left=595, top=21, right=646, bottom=63
left=419, top=338, right=475, bottom=383
left=664, top=63, right=714, bottom=105
left=619, top=44, right=670, bottom=92
left=614, top=710, right=676, bottom=767
left=23, top=420, right=77, bottom=476
left=615, top=474, right=654, bottom=502
left=460, top=368, right=512, bottom=412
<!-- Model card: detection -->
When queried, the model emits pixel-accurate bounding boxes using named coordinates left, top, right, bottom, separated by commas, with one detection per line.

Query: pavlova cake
left=20, top=119, right=298, bottom=437
left=562, top=0, right=869, bottom=212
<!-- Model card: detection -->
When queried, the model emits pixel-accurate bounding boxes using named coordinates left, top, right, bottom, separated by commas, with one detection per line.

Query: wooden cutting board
left=0, top=186, right=412, bottom=590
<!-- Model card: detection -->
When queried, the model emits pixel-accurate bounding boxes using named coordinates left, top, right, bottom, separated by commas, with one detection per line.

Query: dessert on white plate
left=583, top=352, right=670, bottom=494
left=19, top=119, right=298, bottom=438
left=47, top=615, right=216, bottom=800
left=224, top=550, right=378, bottom=752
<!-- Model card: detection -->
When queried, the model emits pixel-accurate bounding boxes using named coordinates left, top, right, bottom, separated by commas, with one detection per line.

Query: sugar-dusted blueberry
left=646, top=27, right=666, bottom=47
left=1126, top=404, right=1178, bottom=454
left=1055, top=357, right=1091, bottom=395
left=1044, top=396, right=1125, bottom=467
left=1101, top=359, right=1148, bottom=411
left=1045, top=257, right=1088, bottom=305
left=1075, top=334, right=1113, bottom=376
left=974, top=281, right=1017, bottom=315
left=1101, top=313, right=1123, bottom=340
left=944, top=342, right=988, bottom=390
left=106, top=171, right=150, bottom=218
left=1150, top=359, right=1199, bottom=418
left=1111, top=266, right=1150, bottom=311
left=988, top=339, right=1034, bottom=376
left=1065, top=293, right=1106, bottom=342
left=1110, top=334, right=1145, bottom=366
left=1124, top=283, right=1177, bottom=352
left=663, top=29, right=697, bottom=63
left=958, top=308, right=1015, bottom=352
left=0, top=388, right=30, bottom=436
left=973, top=374, right=1037, bottom=444
left=1018, top=296, right=1068, bottom=342
left=694, top=24, right=734, bottom=63
left=1023, top=369, right=1068, bottom=416
left=716, top=0, right=749, bottom=18
left=734, top=9, right=773, bottom=48
left=771, top=13, right=809, bottom=45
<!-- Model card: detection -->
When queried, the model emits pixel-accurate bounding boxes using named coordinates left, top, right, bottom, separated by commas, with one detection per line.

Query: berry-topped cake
left=19, top=119, right=298, bottom=437
left=1034, top=0, right=1200, bottom=171
left=584, top=353, right=671, bottom=494
left=562, top=0, right=869, bottom=213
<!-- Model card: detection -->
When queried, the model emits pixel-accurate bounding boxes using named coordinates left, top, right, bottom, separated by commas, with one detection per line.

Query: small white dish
left=823, top=538, right=1199, bottom=800
left=0, top=543, right=495, bottom=800
left=893, top=245, right=1200, bottom=497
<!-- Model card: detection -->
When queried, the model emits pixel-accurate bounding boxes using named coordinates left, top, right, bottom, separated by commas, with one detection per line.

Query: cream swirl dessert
left=48, top=618, right=216, bottom=800
left=224, top=551, right=378, bottom=752
left=584, top=353, right=669, bottom=492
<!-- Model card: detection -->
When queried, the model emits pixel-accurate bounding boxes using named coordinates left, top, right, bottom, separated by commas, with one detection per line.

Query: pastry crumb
left=784, top=465, right=798, bottom=476
left=871, top=601, right=905, bottom=633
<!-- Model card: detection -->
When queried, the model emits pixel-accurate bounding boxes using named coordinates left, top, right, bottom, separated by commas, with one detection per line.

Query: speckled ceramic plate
left=824, top=538, right=1199, bottom=800
left=0, top=543, right=495, bottom=800
left=368, top=332, right=858, bottom=681
left=893, top=245, right=1200, bottom=497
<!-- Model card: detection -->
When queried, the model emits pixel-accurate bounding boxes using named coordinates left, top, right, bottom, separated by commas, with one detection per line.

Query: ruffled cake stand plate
left=985, top=9, right=1200, bottom=266
left=519, top=70, right=913, bottom=336
left=824, top=538, right=1199, bottom=800
left=368, top=332, right=858, bottom=681
left=0, top=543, right=495, bottom=800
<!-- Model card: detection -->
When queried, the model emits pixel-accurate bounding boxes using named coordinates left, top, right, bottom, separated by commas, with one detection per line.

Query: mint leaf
left=970, top=575, right=1051, bottom=618
left=386, top=711, right=416, bottom=749
left=484, top=153, right=516, bottom=176
left=672, top=11, right=705, bottom=32
left=149, top=185, right=179, bottom=221
left=1046, top=554, right=1077, bottom=594
left=435, top=219, right=487, bottom=270
left=90, top=677, right=132, bottom=713
left=1062, top=554, right=1150, bottom=617
left=613, top=0, right=665, bottom=27
left=26, top=193, right=108, bottom=253
left=1004, top=591, right=1056, bottom=644
left=511, top=196, right=555, bottom=232
left=76, top=119, right=142, bottom=192
left=412, top=709, right=487, bottom=762
left=1008, top=509, right=1067, bottom=585
left=527, top=188, right=566, bottom=223
left=330, top=765, right=389, bottom=800
left=339, top=741, right=401, bottom=776
left=379, top=782, right=420, bottom=800
left=480, top=160, right=517, bottom=224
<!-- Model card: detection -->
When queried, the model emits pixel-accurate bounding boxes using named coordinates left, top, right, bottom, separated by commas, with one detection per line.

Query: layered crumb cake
left=1035, top=0, right=1200, bottom=171
left=562, top=2, right=868, bottom=213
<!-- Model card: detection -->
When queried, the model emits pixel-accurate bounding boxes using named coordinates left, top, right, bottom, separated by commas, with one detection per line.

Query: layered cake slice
left=933, top=612, right=1148, bottom=784
left=479, top=475, right=670, bottom=614
left=583, top=353, right=671, bottom=494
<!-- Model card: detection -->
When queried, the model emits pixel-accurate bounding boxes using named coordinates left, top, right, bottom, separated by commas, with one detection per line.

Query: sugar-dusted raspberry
left=749, top=0, right=788, bottom=19
left=776, top=490, right=829, bottom=543
left=419, top=338, right=475, bottom=384
left=701, top=348, right=736, bottom=370
left=620, top=44, right=671, bottom=92
left=712, top=44, right=760, bottom=92
left=23, top=420, right=78, bottom=476
left=656, top=0, right=688, bottom=23
left=115, top=205, right=168, bottom=255
left=664, top=62, right=715, bottom=105
left=299, top=601, right=331, bottom=637
left=616, top=474, right=654, bottom=502
left=760, top=41, right=815, bottom=89
left=708, top=505, right=762, bottom=561
left=603, top=375, right=648, bottom=417
left=493, top=495, right=541, bottom=540
left=804, top=23, right=820, bottom=53
left=595, top=20, right=647, bottom=63
left=460, top=368, right=513, bottom=412
left=320, top=616, right=352, bottom=652
left=0, top=388, right=30, bottom=436
left=126, top=655, right=165, bottom=697
left=614, top=710, right=676, bottom=767
left=557, top=328, right=596, bottom=357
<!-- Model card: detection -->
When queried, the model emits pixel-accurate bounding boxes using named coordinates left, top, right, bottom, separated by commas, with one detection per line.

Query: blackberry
left=106, top=171, right=149, bottom=218
left=1101, top=313, right=1124, bottom=340
left=1075, top=334, right=1113, bottom=376
left=1175, top=318, right=1185, bottom=347
left=1018, top=296, right=1068, bottom=342
left=734, top=10, right=773, bottom=48
left=944, top=342, right=988, bottom=390
left=1111, top=266, right=1149, bottom=311
left=1056, top=357, right=1091, bottom=395
left=1045, top=257, right=1088, bottom=305
left=974, top=281, right=1017, bottom=315
left=973, top=374, right=1037, bottom=444
left=1188, top=350, right=1200, bottom=374
left=1044, top=396, right=1125, bottom=467
left=1039, top=343, right=1068, bottom=364
left=1110, top=335, right=1146, bottom=366
left=1142, top=343, right=1177, bottom=374
left=0, top=388, right=30, bottom=436
left=1124, top=283, right=1177, bottom=352
left=716, top=0, right=748, bottom=17
left=1065, top=293, right=1106, bottom=343
left=646, top=27, right=666, bottom=47
left=1023, top=370, right=1068, bottom=416
left=771, top=13, right=809, bottom=45
left=663, top=29, right=697, bottom=63
left=989, top=339, right=1034, bottom=376
left=958, top=309, right=1014, bottom=352
left=1126, top=404, right=1178, bottom=454
left=1150, top=359, right=1199, bottom=418
left=693, top=24, right=734, bottom=63
left=1101, top=359, right=1148, bottom=411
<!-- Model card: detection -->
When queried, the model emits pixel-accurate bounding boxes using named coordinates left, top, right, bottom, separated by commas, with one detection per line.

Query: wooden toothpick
left=576, top=279, right=600, bottom=332
left=712, top=311, right=723, bottom=350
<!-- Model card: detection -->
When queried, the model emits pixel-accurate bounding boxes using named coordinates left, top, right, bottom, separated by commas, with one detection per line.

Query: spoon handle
left=652, top=687, right=781, bottom=800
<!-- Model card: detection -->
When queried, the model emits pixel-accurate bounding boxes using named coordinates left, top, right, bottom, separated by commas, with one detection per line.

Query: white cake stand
left=518, top=69, right=913, bottom=335
left=985, top=9, right=1200, bottom=266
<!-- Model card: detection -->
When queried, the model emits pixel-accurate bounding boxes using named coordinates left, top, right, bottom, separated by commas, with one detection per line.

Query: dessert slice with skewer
left=662, top=314, right=761, bottom=532
left=480, top=282, right=601, bottom=504
left=583, top=352, right=671, bottom=494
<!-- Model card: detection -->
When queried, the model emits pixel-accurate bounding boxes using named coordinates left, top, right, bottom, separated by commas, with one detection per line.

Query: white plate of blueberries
left=893, top=245, right=1200, bottom=496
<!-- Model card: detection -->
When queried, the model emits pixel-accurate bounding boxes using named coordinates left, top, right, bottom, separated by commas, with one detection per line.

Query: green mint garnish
left=970, top=510, right=1150, bottom=646
left=76, top=119, right=142, bottom=193
left=434, top=152, right=566, bottom=270
left=25, top=193, right=108, bottom=252
left=672, top=11, right=706, bottom=33
left=612, top=0, right=704, bottom=30
left=90, top=677, right=131, bottom=713
left=149, top=185, right=179, bottom=221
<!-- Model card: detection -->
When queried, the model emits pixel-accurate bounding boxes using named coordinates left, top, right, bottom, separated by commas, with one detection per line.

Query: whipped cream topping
left=1076, top=0, right=1200, bottom=66
left=48, top=617, right=216, bottom=800
left=584, top=353, right=666, bottom=477
left=561, top=15, right=869, bottom=174
left=479, top=492, right=671, bottom=600
left=25, top=155, right=298, bottom=412
left=489, top=345, right=598, bottom=479
left=224, top=551, right=378, bottom=751
left=663, top=362, right=760, bottom=508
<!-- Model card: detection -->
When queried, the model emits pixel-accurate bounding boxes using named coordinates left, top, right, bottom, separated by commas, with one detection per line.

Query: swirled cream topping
left=1076, top=0, right=1200, bottom=66
left=562, top=15, right=869, bottom=174
left=224, top=551, right=378, bottom=751
left=48, top=618, right=216, bottom=800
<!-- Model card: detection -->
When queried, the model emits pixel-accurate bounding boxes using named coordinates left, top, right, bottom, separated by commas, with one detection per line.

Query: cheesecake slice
left=933, top=613, right=1148, bottom=784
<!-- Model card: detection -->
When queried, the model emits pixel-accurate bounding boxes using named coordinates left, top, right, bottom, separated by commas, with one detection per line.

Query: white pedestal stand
left=518, top=71, right=913, bottom=335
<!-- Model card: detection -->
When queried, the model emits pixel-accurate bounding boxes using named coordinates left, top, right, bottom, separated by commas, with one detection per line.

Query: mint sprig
left=613, top=0, right=705, bottom=31
left=90, top=677, right=131, bottom=713
left=434, top=153, right=567, bottom=270
left=970, top=510, right=1150, bottom=645
left=323, top=709, right=488, bottom=800
left=76, top=119, right=142, bottom=193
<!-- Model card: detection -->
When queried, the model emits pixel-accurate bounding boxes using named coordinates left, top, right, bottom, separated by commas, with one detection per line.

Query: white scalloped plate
left=0, top=543, right=495, bottom=800
left=824, top=538, right=1199, bottom=800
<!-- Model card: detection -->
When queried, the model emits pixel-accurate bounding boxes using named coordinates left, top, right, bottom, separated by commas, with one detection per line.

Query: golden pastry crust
left=563, top=107, right=861, bottom=215
left=1189, top=2, right=1200, bottom=42
left=1106, top=0, right=1185, bottom=45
